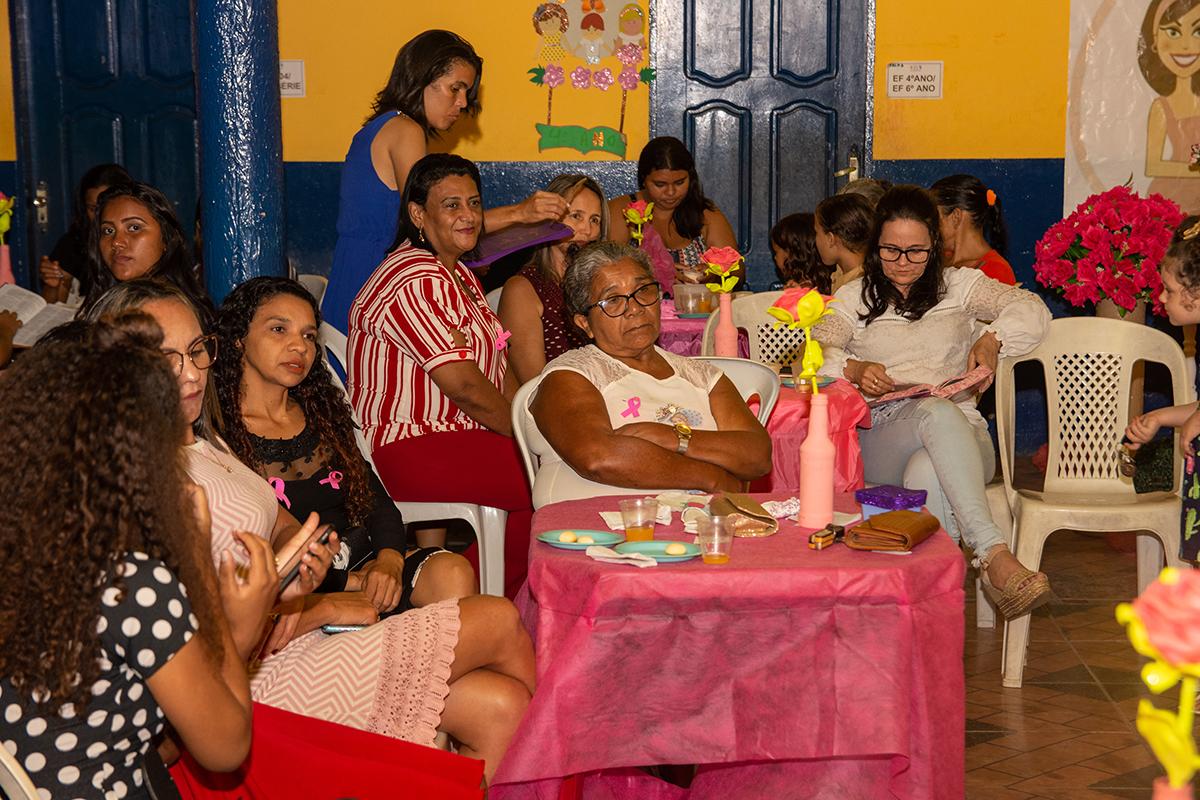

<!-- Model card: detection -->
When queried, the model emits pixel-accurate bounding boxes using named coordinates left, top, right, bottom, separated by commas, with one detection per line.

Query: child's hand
left=1125, top=412, right=1163, bottom=447
left=1182, top=409, right=1200, bottom=457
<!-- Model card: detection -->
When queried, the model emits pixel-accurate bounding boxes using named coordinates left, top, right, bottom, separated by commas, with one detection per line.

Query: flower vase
left=1153, top=778, right=1193, bottom=800
left=1095, top=298, right=1147, bottom=324
left=798, top=392, right=835, bottom=529
left=0, top=245, right=12, bottom=287
left=714, top=292, right=737, bottom=358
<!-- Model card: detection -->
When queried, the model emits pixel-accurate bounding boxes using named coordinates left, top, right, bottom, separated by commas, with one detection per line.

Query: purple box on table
left=854, top=485, right=927, bottom=519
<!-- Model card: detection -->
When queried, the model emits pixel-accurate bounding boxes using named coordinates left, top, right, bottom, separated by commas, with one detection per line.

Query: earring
left=416, top=226, right=426, bottom=245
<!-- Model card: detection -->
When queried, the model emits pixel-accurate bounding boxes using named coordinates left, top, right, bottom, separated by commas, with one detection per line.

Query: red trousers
left=373, top=429, right=533, bottom=599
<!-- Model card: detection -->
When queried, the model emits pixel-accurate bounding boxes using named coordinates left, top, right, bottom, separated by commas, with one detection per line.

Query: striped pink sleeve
left=385, top=275, right=473, bottom=370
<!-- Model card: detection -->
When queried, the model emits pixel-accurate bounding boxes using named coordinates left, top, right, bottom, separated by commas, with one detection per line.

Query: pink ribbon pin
left=320, top=470, right=343, bottom=490
left=495, top=329, right=512, bottom=350
left=621, top=397, right=641, bottom=418
left=268, top=477, right=291, bottom=509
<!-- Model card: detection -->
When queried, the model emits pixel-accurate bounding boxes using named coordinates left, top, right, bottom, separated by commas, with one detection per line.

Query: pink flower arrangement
left=544, top=64, right=564, bottom=89
left=1033, top=185, right=1183, bottom=316
left=618, top=66, right=639, bottom=91
left=592, top=68, right=614, bottom=91
left=570, top=66, right=591, bottom=89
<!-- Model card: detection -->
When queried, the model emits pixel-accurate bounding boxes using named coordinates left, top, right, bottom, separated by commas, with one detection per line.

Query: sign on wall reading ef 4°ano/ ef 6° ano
left=885, top=62, right=943, bottom=100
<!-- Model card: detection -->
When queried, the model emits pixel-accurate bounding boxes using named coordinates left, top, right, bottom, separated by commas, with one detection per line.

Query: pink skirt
left=248, top=598, right=461, bottom=747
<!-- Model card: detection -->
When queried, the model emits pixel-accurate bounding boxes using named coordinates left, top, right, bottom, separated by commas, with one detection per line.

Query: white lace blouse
left=523, top=345, right=723, bottom=509
left=813, top=267, right=1051, bottom=427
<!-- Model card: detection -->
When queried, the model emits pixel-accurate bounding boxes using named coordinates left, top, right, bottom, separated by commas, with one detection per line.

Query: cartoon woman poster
left=1139, top=0, right=1200, bottom=213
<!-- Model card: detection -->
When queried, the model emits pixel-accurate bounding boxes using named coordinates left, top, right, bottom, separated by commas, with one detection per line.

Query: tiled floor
left=965, top=531, right=1170, bottom=799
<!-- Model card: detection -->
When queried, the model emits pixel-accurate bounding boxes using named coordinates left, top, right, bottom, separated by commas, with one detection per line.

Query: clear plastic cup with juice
left=697, top=515, right=733, bottom=564
left=619, top=498, right=658, bottom=542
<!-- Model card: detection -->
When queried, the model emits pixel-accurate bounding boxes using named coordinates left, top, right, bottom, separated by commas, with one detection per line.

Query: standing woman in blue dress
left=323, top=29, right=569, bottom=334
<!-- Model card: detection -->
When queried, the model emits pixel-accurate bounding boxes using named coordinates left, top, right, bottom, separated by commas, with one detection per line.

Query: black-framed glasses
left=162, top=334, right=218, bottom=375
left=878, top=245, right=932, bottom=264
left=586, top=282, right=662, bottom=318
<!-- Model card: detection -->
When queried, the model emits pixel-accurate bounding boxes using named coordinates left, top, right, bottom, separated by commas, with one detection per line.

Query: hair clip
left=985, top=189, right=997, bottom=207
left=1184, top=220, right=1200, bottom=241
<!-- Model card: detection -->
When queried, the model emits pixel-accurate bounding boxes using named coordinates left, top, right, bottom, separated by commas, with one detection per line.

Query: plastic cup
left=697, top=515, right=733, bottom=564
left=619, top=498, right=659, bottom=542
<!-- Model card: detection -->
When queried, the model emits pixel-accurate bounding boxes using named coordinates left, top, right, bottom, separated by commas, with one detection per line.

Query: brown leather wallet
left=845, top=509, right=940, bottom=551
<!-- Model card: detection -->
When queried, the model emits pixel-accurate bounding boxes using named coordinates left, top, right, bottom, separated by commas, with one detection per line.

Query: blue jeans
left=859, top=397, right=1004, bottom=555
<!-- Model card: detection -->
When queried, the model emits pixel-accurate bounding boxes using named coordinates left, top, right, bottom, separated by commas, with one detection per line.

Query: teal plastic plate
left=537, top=529, right=625, bottom=550
left=613, top=540, right=701, bottom=563
left=781, top=375, right=835, bottom=389
left=676, top=312, right=712, bottom=319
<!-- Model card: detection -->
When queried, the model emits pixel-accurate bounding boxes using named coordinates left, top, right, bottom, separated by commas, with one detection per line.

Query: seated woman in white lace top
left=814, top=184, right=1052, bottom=620
left=524, top=242, right=772, bottom=508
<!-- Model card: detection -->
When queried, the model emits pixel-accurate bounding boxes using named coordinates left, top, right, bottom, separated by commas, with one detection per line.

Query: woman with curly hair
left=88, top=279, right=534, bottom=784
left=769, top=212, right=831, bottom=293
left=0, top=317, right=279, bottom=797
left=213, top=276, right=476, bottom=612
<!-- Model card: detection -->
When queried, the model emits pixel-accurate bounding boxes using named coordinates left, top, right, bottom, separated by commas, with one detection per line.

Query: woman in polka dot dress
left=0, top=320, right=280, bottom=799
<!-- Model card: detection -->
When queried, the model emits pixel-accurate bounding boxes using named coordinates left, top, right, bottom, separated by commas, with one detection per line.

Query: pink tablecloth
left=757, top=380, right=871, bottom=494
left=492, top=493, right=966, bottom=800
left=657, top=300, right=748, bottom=357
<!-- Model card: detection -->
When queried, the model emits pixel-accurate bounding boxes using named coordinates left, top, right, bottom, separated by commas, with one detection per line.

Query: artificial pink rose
left=571, top=66, right=591, bottom=89
left=1133, top=569, right=1200, bottom=665
left=1063, top=281, right=1094, bottom=306
left=1080, top=224, right=1111, bottom=252
left=544, top=64, right=565, bottom=89
left=627, top=199, right=649, bottom=215
left=702, top=246, right=742, bottom=269
left=618, top=66, right=639, bottom=91
left=592, top=68, right=614, bottom=91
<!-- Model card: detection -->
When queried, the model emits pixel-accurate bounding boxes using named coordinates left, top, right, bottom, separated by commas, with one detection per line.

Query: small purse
left=708, top=492, right=779, bottom=538
left=845, top=509, right=940, bottom=552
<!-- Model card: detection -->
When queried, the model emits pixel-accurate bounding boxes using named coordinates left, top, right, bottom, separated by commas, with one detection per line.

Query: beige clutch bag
left=708, top=493, right=779, bottom=538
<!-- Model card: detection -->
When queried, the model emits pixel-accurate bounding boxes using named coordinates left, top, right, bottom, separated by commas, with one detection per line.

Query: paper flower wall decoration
left=623, top=199, right=653, bottom=244
left=767, top=287, right=835, bottom=393
left=702, top=246, right=743, bottom=294
left=0, top=192, right=13, bottom=246
left=1117, top=567, right=1200, bottom=793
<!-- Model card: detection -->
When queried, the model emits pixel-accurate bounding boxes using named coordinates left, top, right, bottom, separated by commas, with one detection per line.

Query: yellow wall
left=0, top=6, right=15, bottom=161
left=277, top=1, right=651, bottom=162
left=872, top=0, right=1069, bottom=160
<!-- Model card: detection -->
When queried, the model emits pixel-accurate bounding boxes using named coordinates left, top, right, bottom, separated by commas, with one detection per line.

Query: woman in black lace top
left=213, top=277, right=476, bottom=614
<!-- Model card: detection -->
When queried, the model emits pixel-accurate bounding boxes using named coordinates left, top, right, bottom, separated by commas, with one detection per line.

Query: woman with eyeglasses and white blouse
left=813, top=185, right=1052, bottom=620
left=523, top=241, right=772, bottom=509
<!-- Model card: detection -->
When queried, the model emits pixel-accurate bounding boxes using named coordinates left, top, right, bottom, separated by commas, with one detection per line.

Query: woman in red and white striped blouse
left=348, top=154, right=532, bottom=598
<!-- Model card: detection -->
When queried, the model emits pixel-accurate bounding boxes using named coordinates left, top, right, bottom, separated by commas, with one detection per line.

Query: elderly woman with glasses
left=813, top=185, right=1052, bottom=620
left=523, top=242, right=772, bottom=508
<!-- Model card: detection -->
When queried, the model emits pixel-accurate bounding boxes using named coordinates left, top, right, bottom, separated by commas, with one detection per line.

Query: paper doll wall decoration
left=530, top=3, right=570, bottom=124
left=1139, top=0, right=1200, bottom=213
left=575, top=12, right=613, bottom=64
left=616, top=4, right=645, bottom=51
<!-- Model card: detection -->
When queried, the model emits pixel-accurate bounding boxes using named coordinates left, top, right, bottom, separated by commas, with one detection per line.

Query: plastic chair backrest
left=485, top=287, right=503, bottom=314
left=298, top=273, right=329, bottom=305
left=318, top=322, right=377, bottom=469
left=996, top=317, right=1187, bottom=498
left=510, top=374, right=546, bottom=486
left=0, top=741, right=38, bottom=800
left=730, top=291, right=806, bottom=365
left=693, top=356, right=780, bottom=426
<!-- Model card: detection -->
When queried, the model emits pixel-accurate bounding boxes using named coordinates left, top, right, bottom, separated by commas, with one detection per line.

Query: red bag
left=169, top=703, right=484, bottom=800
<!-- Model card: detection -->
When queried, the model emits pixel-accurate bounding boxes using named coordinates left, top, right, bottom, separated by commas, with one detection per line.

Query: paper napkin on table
left=762, top=498, right=801, bottom=518
left=585, top=546, right=657, bottom=567
left=598, top=502, right=673, bottom=531
left=655, top=491, right=712, bottom=511
left=681, top=506, right=710, bottom=533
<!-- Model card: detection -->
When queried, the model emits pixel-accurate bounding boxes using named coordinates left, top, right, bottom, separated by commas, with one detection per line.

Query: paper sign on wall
left=279, top=60, right=305, bottom=98
left=886, top=62, right=943, bottom=99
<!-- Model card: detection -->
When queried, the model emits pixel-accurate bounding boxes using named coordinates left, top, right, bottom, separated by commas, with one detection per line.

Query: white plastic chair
left=692, top=356, right=780, bottom=426
left=485, top=287, right=503, bottom=314
left=700, top=291, right=807, bottom=367
left=298, top=273, right=329, bottom=305
left=994, top=317, right=1188, bottom=687
left=0, top=743, right=38, bottom=800
left=318, top=322, right=509, bottom=596
left=511, top=374, right=547, bottom=487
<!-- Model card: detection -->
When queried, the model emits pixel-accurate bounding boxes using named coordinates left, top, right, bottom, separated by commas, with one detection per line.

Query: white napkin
left=759, top=497, right=863, bottom=528
left=598, top=502, right=673, bottom=531
left=654, top=491, right=712, bottom=510
left=585, top=545, right=657, bottom=567
left=681, top=506, right=710, bottom=533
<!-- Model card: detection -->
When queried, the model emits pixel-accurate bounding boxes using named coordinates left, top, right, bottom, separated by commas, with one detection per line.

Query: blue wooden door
left=13, top=0, right=197, bottom=264
left=653, top=0, right=869, bottom=288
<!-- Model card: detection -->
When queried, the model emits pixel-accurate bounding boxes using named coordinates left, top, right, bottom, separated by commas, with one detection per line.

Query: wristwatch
left=674, top=422, right=693, bottom=454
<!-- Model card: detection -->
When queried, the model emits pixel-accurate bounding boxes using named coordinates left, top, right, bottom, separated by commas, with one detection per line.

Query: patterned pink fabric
left=492, top=492, right=966, bottom=800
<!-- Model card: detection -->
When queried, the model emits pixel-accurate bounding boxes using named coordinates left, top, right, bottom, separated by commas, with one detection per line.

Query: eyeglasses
left=586, top=282, right=662, bottom=318
left=162, top=334, right=218, bottom=375
left=878, top=245, right=932, bottom=264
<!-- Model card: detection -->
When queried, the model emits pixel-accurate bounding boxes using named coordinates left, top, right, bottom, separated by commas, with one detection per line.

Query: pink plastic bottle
left=798, top=391, right=835, bottom=529
left=714, top=291, right=738, bottom=357
left=0, top=245, right=13, bottom=287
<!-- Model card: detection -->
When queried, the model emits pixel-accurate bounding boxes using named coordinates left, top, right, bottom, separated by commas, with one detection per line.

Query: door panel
left=655, top=0, right=869, bottom=288
left=14, top=0, right=197, bottom=267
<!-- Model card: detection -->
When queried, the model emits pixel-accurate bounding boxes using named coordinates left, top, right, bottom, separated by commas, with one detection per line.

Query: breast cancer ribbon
left=320, top=470, right=343, bottom=490
left=268, top=477, right=291, bottom=509
left=621, top=397, right=641, bottom=418
left=495, top=329, right=512, bottom=350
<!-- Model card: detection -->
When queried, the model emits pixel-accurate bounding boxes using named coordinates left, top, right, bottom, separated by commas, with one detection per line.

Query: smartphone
left=320, top=624, right=368, bottom=635
left=277, top=523, right=334, bottom=592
